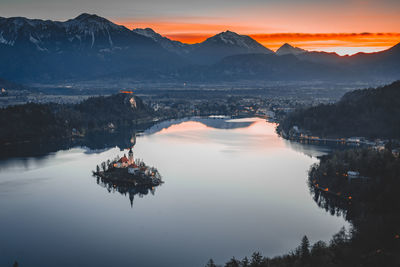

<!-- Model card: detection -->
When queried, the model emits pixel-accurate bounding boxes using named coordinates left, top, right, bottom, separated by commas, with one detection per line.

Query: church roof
left=118, top=156, right=129, bottom=163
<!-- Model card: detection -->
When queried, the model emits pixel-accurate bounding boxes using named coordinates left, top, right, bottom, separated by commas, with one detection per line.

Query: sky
left=1, top=0, right=400, bottom=55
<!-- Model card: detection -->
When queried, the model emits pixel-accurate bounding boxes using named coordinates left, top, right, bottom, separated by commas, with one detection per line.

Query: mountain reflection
left=143, top=117, right=255, bottom=135
left=0, top=117, right=256, bottom=161
left=0, top=126, right=145, bottom=160
left=0, top=117, right=343, bottom=171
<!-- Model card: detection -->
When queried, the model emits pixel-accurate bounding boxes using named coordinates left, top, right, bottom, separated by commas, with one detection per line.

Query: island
left=93, top=148, right=162, bottom=186
left=92, top=137, right=163, bottom=206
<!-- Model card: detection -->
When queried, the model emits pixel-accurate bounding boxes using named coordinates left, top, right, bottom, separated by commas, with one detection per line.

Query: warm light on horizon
left=117, top=20, right=400, bottom=56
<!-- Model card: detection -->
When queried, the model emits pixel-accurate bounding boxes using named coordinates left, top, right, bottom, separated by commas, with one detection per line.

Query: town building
left=347, top=171, right=360, bottom=179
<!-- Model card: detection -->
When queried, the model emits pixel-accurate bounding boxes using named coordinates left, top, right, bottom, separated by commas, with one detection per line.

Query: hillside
left=278, top=81, right=400, bottom=138
left=0, top=14, right=185, bottom=82
left=177, top=53, right=352, bottom=82
left=0, top=93, right=154, bottom=144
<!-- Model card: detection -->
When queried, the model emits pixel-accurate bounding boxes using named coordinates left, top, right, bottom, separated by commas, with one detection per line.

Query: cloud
left=247, top=33, right=400, bottom=52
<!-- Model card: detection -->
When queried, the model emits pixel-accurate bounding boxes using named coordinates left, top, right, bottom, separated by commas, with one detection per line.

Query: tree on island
left=241, top=257, right=250, bottom=267
left=299, top=235, right=310, bottom=265
left=101, top=161, right=106, bottom=172
left=205, top=259, right=217, bottom=267
left=250, top=252, right=263, bottom=267
left=224, top=257, right=240, bottom=267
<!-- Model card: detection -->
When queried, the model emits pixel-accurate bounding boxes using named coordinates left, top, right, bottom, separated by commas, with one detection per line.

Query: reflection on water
left=96, top=175, right=158, bottom=207
left=283, top=139, right=335, bottom=158
left=93, top=134, right=163, bottom=207
left=143, top=117, right=255, bottom=135
left=0, top=117, right=349, bottom=267
left=310, top=186, right=350, bottom=219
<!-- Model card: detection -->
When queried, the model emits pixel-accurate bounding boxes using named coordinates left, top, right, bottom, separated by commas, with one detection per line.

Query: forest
left=278, top=81, right=400, bottom=138
left=0, top=93, right=154, bottom=144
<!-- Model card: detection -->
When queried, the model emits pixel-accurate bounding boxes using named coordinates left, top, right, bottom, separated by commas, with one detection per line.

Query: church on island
left=114, top=148, right=140, bottom=174
left=94, top=132, right=162, bottom=187
left=111, top=147, right=161, bottom=181
left=93, top=141, right=163, bottom=206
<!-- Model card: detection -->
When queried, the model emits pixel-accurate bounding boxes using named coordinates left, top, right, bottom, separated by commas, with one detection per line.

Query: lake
left=0, top=117, right=347, bottom=267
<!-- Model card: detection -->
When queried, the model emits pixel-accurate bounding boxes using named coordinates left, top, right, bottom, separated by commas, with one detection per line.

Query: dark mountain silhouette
left=0, top=14, right=186, bottom=82
left=177, top=53, right=355, bottom=82
left=296, top=50, right=345, bottom=65
left=188, top=30, right=274, bottom=64
left=276, top=43, right=306, bottom=56
left=133, top=27, right=192, bottom=56
left=347, top=43, right=400, bottom=78
left=295, top=43, right=400, bottom=78
left=207, top=42, right=400, bottom=81
left=0, top=14, right=399, bottom=83
left=134, top=29, right=274, bottom=64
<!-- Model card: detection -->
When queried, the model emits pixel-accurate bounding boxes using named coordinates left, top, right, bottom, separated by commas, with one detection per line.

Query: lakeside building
left=347, top=171, right=360, bottom=179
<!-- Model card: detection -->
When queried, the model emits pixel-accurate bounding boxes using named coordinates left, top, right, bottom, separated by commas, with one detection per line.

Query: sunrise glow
left=118, top=19, right=400, bottom=55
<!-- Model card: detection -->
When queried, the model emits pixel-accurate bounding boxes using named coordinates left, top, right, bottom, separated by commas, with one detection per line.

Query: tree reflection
left=308, top=148, right=400, bottom=257
left=93, top=133, right=162, bottom=207
left=95, top=175, right=158, bottom=207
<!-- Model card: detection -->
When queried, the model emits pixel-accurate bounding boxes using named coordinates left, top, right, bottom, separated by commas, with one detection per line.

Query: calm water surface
left=0, top=118, right=347, bottom=267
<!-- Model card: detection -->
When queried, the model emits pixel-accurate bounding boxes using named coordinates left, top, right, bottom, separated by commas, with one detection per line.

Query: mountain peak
left=276, top=43, right=307, bottom=56
left=68, top=13, right=118, bottom=27
left=74, top=13, right=92, bottom=20
left=65, top=13, right=123, bottom=32
left=281, top=43, right=293, bottom=48
left=203, top=31, right=273, bottom=53
left=221, top=30, right=236, bottom=34
left=215, top=30, right=240, bottom=38
left=133, top=28, right=160, bottom=38
left=73, top=13, right=106, bottom=22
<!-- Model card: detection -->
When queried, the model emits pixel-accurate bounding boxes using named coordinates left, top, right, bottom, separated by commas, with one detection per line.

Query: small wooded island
left=93, top=146, right=163, bottom=188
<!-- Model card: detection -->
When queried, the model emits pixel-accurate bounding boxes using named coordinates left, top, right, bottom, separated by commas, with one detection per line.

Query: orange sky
left=115, top=0, right=400, bottom=56
left=117, top=19, right=400, bottom=55
left=2, top=0, right=400, bottom=55
left=117, top=20, right=400, bottom=55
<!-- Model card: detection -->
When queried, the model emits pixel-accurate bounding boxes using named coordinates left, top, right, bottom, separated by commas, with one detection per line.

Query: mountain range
left=0, top=13, right=399, bottom=84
